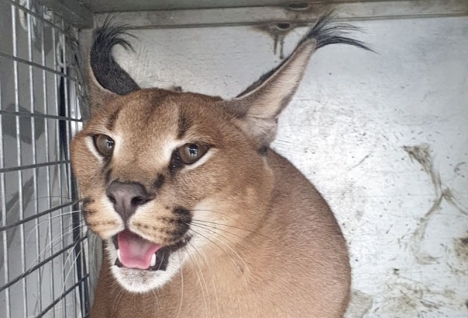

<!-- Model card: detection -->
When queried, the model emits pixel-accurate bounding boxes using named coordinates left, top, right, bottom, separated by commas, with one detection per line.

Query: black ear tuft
left=302, top=11, right=373, bottom=51
left=90, top=16, right=140, bottom=95
left=223, top=11, right=372, bottom=148
left=236, top=11, right=372, bottom=98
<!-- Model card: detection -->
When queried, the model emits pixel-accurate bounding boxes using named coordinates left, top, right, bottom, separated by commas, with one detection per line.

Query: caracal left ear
left=88, top=18, right=140, bottom=114
left=218, top=12, right=372, bottom=150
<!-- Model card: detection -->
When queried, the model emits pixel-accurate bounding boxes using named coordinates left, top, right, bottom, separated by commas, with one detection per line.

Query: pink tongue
left=117, top=230, right=161, bottom=269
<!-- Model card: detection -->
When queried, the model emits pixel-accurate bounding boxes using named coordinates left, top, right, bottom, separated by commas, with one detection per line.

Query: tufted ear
left=219, top=12, right=371, bottom=150
left=88, top=18, right=140, bottom=112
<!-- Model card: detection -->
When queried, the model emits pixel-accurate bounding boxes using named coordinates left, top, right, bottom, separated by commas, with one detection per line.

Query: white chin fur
left=105, top=239, right=184, bottom=293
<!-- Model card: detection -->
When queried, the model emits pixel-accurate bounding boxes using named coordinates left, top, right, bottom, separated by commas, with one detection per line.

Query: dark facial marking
left=172, top=207, right=191, bottom=238
left=101, top=154, right=113, bottom=174
left=169, top=150, right=184, bottom=175
left=82, top=197, right=95, bottom=215
left=82, top=197, right=94, bottom=206
left=82, top=209, right=95, bottom=215
left=155, top=248, right=170, bottom=271
left=153, top=174, right=165, bottom=190
left=104, top=168, right=113, bottom=185
left=154, top=237, right=191, bottom=271
left=257, top=145, right=269, bottom=156
left=177, top=112, right=191, bottom=139
left=106, top=107, right=121, bottom=131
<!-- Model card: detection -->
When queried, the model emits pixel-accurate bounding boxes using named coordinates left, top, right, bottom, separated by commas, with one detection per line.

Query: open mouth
left=112, top=229, right=190, bottom=271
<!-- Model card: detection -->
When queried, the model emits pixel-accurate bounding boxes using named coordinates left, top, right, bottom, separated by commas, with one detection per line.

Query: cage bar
left=0, top=0, right=87, bottom=317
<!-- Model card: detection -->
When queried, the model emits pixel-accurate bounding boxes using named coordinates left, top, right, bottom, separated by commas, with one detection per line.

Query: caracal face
left=71, top=90, right=273, bottom=292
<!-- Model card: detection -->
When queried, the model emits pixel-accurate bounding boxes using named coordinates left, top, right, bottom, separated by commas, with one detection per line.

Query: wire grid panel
left=0, top=0, right=89, bottom=317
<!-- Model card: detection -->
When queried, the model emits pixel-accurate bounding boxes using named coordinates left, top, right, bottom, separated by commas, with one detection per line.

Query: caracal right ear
left=218, top=12, right=372, bottom=151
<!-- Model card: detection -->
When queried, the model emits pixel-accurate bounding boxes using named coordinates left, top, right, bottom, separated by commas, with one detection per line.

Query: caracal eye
left=178, top=143, right=209, bottom=164
left=93, top=134, right=115, bottom=157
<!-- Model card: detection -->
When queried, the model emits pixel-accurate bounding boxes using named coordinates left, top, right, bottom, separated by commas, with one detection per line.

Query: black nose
left=106, top=181, right=152, bottom=223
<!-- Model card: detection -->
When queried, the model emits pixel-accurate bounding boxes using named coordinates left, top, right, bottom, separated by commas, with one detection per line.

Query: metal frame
left=0, top=0, right=89, bottom=317
left=24, top=0, right=468, bottom=30
left=0, top=0, right=464, bottom=317
left=90, top=0, right=468, bottom=29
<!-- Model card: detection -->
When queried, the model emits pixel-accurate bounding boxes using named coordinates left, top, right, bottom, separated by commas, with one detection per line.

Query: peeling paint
left=404, top=144, right=468, bottom=264
left=454, top=236, right=468, bottom=262
left=252, top=23, right=296, bottom=59
left=381, top=274, right=458, bottom=316
left=250, top=1, right=328, bottom=59
left=444, top=189, right=468, bottom=216
left=403, top=144, right=441, bottom=197
left=404, top=144, right=442, bottom=264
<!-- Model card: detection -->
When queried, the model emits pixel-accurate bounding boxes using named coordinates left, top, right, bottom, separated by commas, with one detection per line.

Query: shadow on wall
left=0, top=104, right=44, bottom=268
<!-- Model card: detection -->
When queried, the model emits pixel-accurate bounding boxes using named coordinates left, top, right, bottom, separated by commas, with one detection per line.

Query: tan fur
left=70, top=14, right=365, bottom=316
left=71, top=89, right=350, bottom=317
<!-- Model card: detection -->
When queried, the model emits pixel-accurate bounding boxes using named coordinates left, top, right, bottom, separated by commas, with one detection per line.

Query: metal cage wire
left=0, top=0, right=89, bottom=317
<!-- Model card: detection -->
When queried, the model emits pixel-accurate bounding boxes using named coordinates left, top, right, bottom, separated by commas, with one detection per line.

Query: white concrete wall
left=113, top=17, right=468, bottom=317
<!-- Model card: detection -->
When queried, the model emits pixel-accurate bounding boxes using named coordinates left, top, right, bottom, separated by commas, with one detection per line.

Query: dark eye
left=178, top=143, right=209, bottom=165
left=93, top=134, right=114, bottom=157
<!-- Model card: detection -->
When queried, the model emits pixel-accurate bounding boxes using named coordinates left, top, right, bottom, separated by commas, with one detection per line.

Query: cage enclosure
left=0, top=0, right=467, bottom=317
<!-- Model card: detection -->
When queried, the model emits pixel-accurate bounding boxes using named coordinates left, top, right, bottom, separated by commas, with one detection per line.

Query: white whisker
left=191, top=218, right=271, bottom=240
left=188, top=227, right=247, bottom=278
left=176, top=251, right=184, bottom=318
left=23, top=223, right=85, bottom=277
left=187, top=242, right=210, bottom=314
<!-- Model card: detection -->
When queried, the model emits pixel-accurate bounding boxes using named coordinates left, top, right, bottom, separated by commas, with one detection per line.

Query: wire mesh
left=0, top=0, right=89, bottom=317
